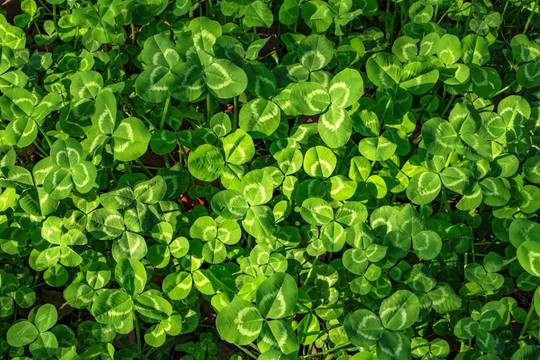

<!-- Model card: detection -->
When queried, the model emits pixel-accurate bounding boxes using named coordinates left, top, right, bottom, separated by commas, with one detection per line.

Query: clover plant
left=0, top=0, right=539, bottom=359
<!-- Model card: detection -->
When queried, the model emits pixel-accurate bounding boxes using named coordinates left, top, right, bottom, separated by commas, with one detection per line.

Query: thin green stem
left=135, top=159, right=154, bottom=177
left=206, top=93, right=213, bottom=124
left=444, top=149, right=455, bottom=168
left=380, top=94, right=393, bottom=130
left=131, top=23, right=136, bottom=45
left=233, top=96, right=238, bottom=130
left=520, top=297, right=536, bottom=338
left=52, top=4, right=57, bottom=32
left=441, top=94, right=456, bottom=117
left=494, top=80, right=517, bottom=96
left=133, top=313, right=142, bottom=355
left=161, top=96, right=171, bottom=129
left=125, top=162, right=133, bottom=174
left=74, top=27, right=79, bottom=51
left=163, top=154, right=171, bottom=168
left=497, top=0, right=510, bottom=32
left=33, top=20, right=50, bottom=52
left=464, top=0, right=475, bottom=32
left=38, top=0, right=53, bottom=13
left=440, top=187, right=447, bottom=213
left=523, top=0, right=540, bottom=33
left=299, top=342, right=353, bottom=359
left=38, top=126, right=53, bottom=148
left=502, top=255, right=517, bottom=267
left=235, top=345, right=257, bottom=359
left=305, top=256, right=319, bottom=284
left=33, top=141, right=49, bottom=158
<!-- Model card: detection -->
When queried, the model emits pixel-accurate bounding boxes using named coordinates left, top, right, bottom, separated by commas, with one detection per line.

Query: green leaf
left=211, top=189, right=249, bottom=220
left=377, top=331, right=411, bottom=360
left=244, top=1, right=274, bottom=28
left=34, top=304, right=58, bottom=332
left=461, top=34, right=490, bottom=66
left=328, top=68, right=364, bottom=108
left=344, top=309, right=383, bottom=347
left=216, top=298, right=263, bottom=345
left=517, top=240, right=540, bottom=277
left=87, top=208, right=124, bottom=240
left=523, top=156, right=540, bottom=184
left=243, top=205, right=276, bottom=239
left=51, top=138, right=83, bottom=169
left=112, top=117, right=151, bottom=161
left=257, top=320, right=299, bottom=357
left=134, top=293, right=172, bottom=321
left=366, top=52, right=401, bottom=89
left=163, top=272, right=192, bottom=300
left=298, top=35, right=334, bottom=71
left=422, top=117, right=458, bottom=156
left=133, top=176, right=167, bottom=204
left=239, top=98, right=281, bottom=137
left=291, top=82, right=331, bottom=116
left=242, top=169, right=273, bottom=206
left=70, top=70, right=103, bottom=99
left=358, top=136, right=397, bottom=162
left=72, top=162, right=97, bottom=194
left=436, top=34, right=461, bottom=65
left=379, top=290, right=420, bottom=331
left=91, top=289, right=133, bottom=325
left=319, top=105, right=352, bottom=148
left=115, top=258, right=147, bottom=295
left=223, top=129, right=255, bottom=165
left=188, top=144, right=225, bottom=182
left=300, top=198, right=334, bottom=226
left=279, top=0, right=300, bottom=25
left=412, top=230, right=442, bottom=260
left=479, top=177, right=510, bottom=207
left=204, top=59, right=248, bottom=99
left=406, top=172, right=441, bottom=205
left=91, top=88, right=117, bottom=134
left=256, top=272, right=298, bottom=319
left=303, top=146, right=336, bottom=178
left=7, top=321, right=38, bottom=347
left=4, top=118, right=37, bottom=147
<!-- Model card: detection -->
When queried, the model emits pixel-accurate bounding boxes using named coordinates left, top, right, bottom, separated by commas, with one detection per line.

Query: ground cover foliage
left=0, top=0, right=540, bottom=359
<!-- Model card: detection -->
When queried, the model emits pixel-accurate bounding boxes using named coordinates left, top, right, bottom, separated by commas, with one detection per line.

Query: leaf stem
left=380, top=93, right=393, bottom=129
left=494, top=79, right=517, bottom=96
left=133, top=313, right=142, bottom=355
left=163, top=154, right=171, bottom=168
left=299, top=342, right=354, bottom=359
left=135, top=159, right=154, bottom=177
left=38, top=125, right=53, bottom=148
left=520, top=296, right=536, bottom=338
left=161, top=96, right=171, bottom=129
left=441, top=94, right=456, bottom=117
left=33, top=141, right=49, bottom=158
left=305, top=256, right=319, bottom=284
left=233, top=96, right=238, bottom=131
left=206, top=93, right=213, bottom=124
left=52, top=4, right=57, bottom=32
left=464, top=0, right=476, bottom=33
left=131, top=23, right=136, bottom=45
left=502, top=255, right=517, bottom=267
left=235, top=344, right=258, bottom=359
left=444, top=149, right=455, bottom=168
left=523, top=0, right=540, bottom=33
left=440, top=187, right=447, bottom=213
